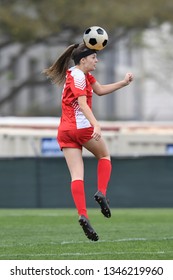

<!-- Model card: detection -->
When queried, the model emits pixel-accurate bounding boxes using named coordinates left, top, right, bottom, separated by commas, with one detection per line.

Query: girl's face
left=81, top=53, right=98, bottom=72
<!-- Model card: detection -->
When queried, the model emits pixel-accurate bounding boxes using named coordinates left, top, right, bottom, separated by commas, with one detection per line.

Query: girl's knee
left=99, top=155, right=111, bottom=160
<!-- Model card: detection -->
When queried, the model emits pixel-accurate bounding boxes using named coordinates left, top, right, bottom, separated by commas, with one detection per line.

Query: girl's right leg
left=62, top=147, right=86, bottom=217
left=62, top=147, right=99, bottom=241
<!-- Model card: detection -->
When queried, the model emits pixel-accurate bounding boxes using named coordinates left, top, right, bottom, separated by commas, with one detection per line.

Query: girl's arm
left=92, top=72, right=134, bottom=96
left=78, top=95, right=101, bottom=141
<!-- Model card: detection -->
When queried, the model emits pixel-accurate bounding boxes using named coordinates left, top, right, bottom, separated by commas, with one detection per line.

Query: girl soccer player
left=43, top=43, right=133, bottom=241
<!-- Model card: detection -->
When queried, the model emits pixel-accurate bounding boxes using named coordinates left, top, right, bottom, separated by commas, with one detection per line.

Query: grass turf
left=0, top=208, right=172, bottom=260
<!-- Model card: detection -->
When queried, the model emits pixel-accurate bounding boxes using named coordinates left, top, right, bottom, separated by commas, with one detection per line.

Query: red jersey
left=59, top=67, right=96, bottom=130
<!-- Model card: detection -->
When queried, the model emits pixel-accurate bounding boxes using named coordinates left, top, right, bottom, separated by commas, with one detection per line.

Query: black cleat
left=79, top=215, right=99, bottom=241
left=94, top=191, right=111, bottom=218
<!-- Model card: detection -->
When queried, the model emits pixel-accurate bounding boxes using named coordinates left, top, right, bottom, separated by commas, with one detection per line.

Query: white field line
left=0, top=251, right=173, bottom=258
left=61, top=238, right=147, bottom=244
left=60, top=236, right=173, bottom=245
left=0, top=236, right=173, bottom=248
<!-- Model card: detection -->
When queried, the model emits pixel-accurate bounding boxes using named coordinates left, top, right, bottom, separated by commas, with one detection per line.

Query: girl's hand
left=91, top=124, right=101, bottom=141
left=124, top=72, right=134, bottom=85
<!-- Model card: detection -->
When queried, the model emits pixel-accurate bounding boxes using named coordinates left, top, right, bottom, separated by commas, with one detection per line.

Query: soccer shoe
left=94, top=190, right=111, bottom=218
left=79, top=215, right=99, bottom=241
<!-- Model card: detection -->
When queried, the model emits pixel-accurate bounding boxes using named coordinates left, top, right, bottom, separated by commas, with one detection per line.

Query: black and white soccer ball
left=83, top=26, right=108, bottom=51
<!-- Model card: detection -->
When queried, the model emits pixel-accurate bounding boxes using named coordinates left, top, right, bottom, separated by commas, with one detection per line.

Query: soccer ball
left=83, top=26, right=108, bottom=51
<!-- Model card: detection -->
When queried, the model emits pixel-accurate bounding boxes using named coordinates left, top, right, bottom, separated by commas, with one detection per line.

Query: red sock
left=97, top=159, right=112, bottom=196
left=71, top=180, right=88, bottom=218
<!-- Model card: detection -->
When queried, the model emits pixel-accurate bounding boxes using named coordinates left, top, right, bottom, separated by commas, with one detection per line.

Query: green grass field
left=0, top=208, right=172, bottom=260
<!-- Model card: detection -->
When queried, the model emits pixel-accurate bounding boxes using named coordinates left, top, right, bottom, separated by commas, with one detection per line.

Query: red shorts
left=57, top=127, right=94, bottom=150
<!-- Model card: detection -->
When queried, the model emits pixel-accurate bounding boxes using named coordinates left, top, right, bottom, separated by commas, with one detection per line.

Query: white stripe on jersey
left=71, top=68, right=86, bottom=90
left=71, top=100, right=91, bottom=129
left=70, top=68, right=91, bottom=129
left=74, top=78, right=86, bottom=90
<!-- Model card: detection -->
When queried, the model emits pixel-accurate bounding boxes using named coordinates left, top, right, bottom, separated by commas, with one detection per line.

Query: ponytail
left=43, top=44, right=78, bottom=85
left=43, top=43, right=95, bottom=85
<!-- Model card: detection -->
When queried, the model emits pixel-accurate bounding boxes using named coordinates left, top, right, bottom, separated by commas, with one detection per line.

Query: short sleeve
left=70, top=69, right=87, bottom=97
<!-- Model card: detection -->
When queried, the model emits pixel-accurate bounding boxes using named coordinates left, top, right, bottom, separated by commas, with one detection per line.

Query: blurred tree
left=0, top=0, right=173, bottom=45
left=0, top=0, right=173, bottom=115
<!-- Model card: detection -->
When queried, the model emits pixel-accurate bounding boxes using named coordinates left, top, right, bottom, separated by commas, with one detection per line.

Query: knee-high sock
left=71, top=180, right=88, bottom=218
left=97, top=158, right=112, bottom=196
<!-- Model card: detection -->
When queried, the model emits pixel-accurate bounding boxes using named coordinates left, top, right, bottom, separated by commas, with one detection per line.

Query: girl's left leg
left=83, top=137, right=112, bottom=196
left=83, top=138, right=112, bottom=218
